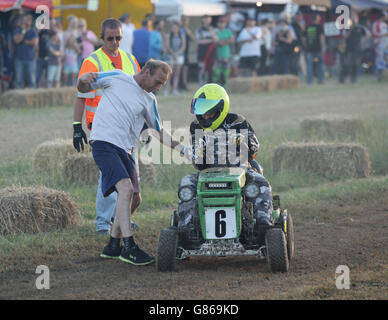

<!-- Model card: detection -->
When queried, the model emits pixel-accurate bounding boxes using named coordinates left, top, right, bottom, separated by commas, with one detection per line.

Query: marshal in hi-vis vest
left=77, top=48, right=140, bottom=130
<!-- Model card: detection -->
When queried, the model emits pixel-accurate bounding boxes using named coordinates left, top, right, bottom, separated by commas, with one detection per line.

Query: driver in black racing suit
left=183, top=83, right=273, bottom=227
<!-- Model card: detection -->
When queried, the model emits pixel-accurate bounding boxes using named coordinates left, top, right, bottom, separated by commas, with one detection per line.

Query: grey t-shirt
left=89, top=69, right=162, bottom=152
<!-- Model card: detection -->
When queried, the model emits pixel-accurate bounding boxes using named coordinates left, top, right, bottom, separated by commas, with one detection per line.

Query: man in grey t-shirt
left=78, top=59, right=193, bottom=265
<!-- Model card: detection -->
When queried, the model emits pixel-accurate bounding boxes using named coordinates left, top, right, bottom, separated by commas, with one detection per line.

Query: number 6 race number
left=205, top=208, right=237, bottom=239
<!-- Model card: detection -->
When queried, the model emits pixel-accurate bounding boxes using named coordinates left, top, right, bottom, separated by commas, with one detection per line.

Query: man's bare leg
left=111, top=178, right=133, bottom=238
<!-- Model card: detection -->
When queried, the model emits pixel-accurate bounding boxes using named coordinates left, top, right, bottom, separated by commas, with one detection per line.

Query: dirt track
left=1, top=187, right=387, bottom=300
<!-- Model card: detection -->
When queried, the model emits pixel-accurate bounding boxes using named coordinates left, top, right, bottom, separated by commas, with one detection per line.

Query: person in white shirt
left=119, top=13, right=135, bottom=54
left=77, top=59, right=192, bottom=266
left=236, top=17, right=262, bottom=77
left=372, top=12, right=388, bottom=81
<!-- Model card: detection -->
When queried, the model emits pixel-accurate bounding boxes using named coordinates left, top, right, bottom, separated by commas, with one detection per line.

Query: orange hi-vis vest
left=77, top=47, right=140, bottom=130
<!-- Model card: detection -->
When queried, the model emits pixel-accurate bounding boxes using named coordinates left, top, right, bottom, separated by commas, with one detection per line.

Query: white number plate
left=205, top=207, right=237, bottom=239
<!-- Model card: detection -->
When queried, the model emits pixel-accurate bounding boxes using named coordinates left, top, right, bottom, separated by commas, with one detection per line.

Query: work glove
left=73, top=122, right=88, bottom=152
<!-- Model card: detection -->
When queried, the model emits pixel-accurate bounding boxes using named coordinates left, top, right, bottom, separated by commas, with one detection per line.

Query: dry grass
left=272, top=142, right=371, bottom=178
left=0, top=186, right=79, bottom=235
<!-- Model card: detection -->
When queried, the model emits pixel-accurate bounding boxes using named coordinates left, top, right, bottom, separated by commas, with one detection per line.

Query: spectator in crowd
left=79, top=18, right=98, bottom=62
left=180, top=15, right=195, bottom=91
left=13, top=13, right=38, bottom=89
left=64, top=15, right=83, bottom=72
left=7, top=11, right=24, bottom=88
left=51, top=18, right=65, bottom=52
left=213, top=16, right=234, bottom=87
left=339, top=13, right=371, bottom=84
left=372, top=12, right=388, bottom=81
left=0, top=21, right=5, bottom=93
left=272, top=18, right=293, bottom=75
left=258, top=18, right=275, bottom=76
left=305, top=14, right=326, bottom=84
left=164, top=21, right=186, bottom=95
left=236, top=17, right=262, bottom=77
left=149, top=19, right=165, bottom=60
left=47, top=30, right=64, bottom=88
left=290, top=11, right=306, bottom=76
left=195, top=15, right=218, bottom=85
left=119, top=13, right=135, bottom=54
left=36, top=26, right=50, bottom=88
left=63, top=33, right=82, bottom=86
left=132, top=18, right=152, bottom=68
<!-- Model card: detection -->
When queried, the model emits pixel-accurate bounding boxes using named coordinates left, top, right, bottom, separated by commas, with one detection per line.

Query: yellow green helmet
left=190, top=83, right=230, bottom=131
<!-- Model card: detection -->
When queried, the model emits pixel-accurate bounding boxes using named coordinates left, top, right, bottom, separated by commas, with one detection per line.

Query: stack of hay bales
left=0, top=186, right=79, bottom=235
left=272, top=142, right=371, bottom=178
left=300, top=115, right=366, bottom=140
left=228, top=75, right=300, bottom=94
left=0, top=87, right=76, bottom=109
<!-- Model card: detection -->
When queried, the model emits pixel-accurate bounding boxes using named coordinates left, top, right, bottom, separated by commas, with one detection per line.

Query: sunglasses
left=106, top=36, right=122, bottom=42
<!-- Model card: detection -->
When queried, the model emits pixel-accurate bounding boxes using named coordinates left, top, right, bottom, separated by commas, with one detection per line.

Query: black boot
left=120, top=236, right=155, bottom=266
left=100, top=236, right=121, bottom=259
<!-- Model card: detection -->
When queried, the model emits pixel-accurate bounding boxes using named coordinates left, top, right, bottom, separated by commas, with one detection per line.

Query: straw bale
left=0, top=186, right=79, bottom=235
left=139, top=161, right=157, bottom=186
left=0, top=87, right=77, bottom=109
left=300, top=115, right=366, bottom=140
left=228, top=75, right=300, bottom=94
left=272, top=142, right=371, bottom=178
left=63, top=153, right=99, bottom=185
left=33, top=139, right=89, bottom=173
left=227, top=77, right=252, bottom=94
left=274, top=75, right=300, bottom=89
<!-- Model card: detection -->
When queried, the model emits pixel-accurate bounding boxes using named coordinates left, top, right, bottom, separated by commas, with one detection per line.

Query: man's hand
left=73, top=122, right=88, bottom=152
left=77, top=72, right=98, bottom=93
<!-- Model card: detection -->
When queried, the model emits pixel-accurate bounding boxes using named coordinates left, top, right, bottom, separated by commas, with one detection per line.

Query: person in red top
left=72, top=18, right=141, bottom=234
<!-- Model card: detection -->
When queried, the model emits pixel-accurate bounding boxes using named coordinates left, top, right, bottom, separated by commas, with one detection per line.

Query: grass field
left=0, top=76, right=387, bottom=300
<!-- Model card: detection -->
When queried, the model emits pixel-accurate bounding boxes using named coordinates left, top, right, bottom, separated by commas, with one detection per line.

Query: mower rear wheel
left=265, top=228, right=289, bottom=272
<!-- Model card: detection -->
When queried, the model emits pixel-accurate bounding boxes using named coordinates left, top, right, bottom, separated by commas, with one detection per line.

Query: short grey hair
left=141, top=59, right=172, bottom=76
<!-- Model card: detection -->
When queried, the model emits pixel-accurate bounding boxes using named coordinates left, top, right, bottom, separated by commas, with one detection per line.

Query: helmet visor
left=191, top=98, right=222, bottom=115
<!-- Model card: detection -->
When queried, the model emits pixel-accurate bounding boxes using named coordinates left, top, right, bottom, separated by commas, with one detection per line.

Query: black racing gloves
left=73, top=122, right=88, bottom=152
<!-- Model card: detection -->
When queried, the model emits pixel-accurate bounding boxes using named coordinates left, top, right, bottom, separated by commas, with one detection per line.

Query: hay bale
left=0, top=186, right=79, bottom=235
left=33, top=139, right=88, bottom=173
left=138, top=161, right=157, bottom=186
left=274, top=74, right=300, bottom=89
left=63, top=153, right=99, bottom=185
left=227, top=77, right=252, bottom=94
left=228, top=75, right=300, bottom=94
left=0, top=87, right=77, bottom=109
left=272, top=142, right=371, bottom=178
left=300, top=115, right=366, bottom=140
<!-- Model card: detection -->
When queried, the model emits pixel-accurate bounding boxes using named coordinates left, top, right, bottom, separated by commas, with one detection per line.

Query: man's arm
left=77, top=72, right=98, bottom=93
left=149, top=127, right=192, bottom=161
left=73, top=97, right=86, bottom=123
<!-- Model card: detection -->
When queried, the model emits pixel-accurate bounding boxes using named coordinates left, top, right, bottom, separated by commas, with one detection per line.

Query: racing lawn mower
left=156, top=167, right=294, bottom=273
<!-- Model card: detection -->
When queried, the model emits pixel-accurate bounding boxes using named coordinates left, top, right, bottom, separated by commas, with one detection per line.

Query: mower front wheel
left=156, top=227, right=178, bottom=272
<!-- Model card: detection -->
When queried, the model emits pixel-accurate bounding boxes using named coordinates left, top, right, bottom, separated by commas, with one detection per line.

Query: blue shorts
left=91, top=140, right=139, bottom=197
